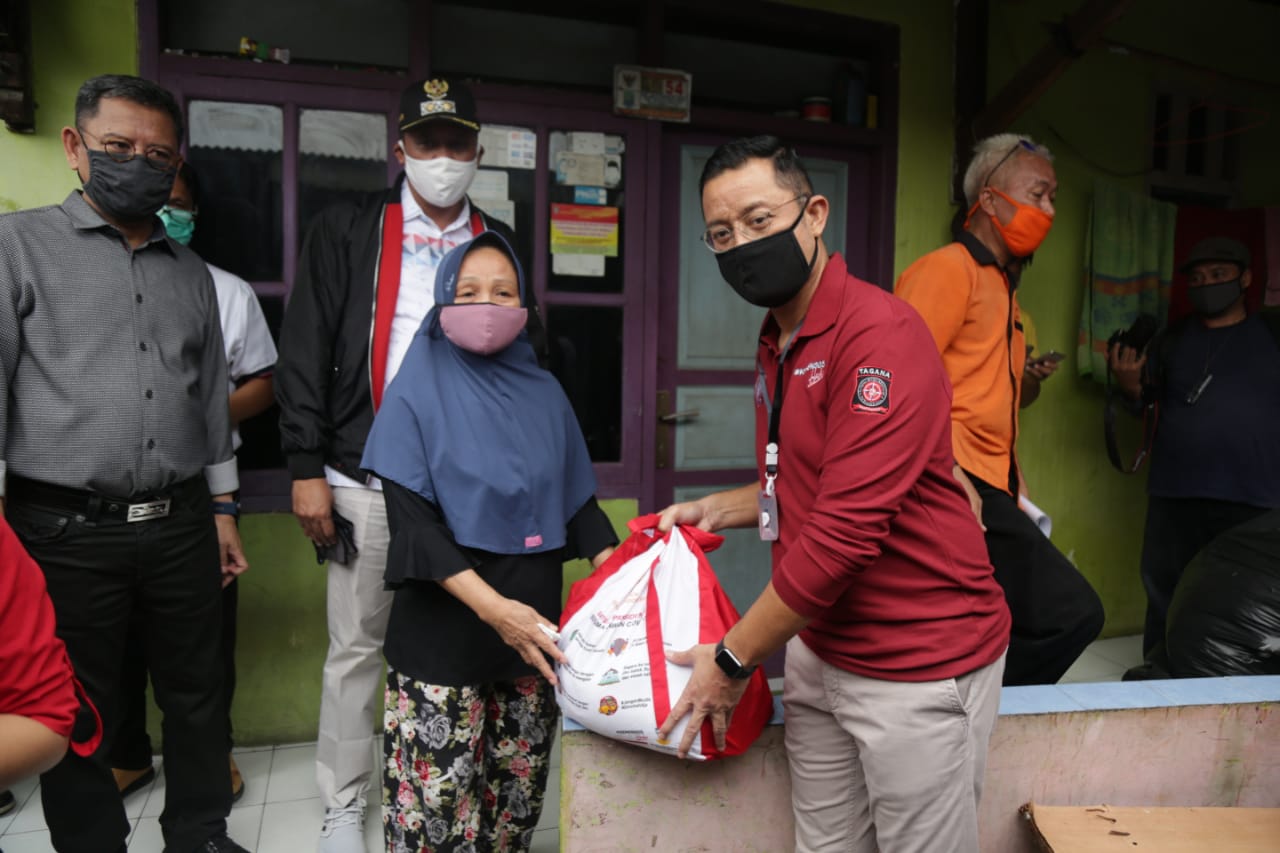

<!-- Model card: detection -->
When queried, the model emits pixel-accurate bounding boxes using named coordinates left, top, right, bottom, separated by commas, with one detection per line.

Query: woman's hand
left=440, top=569, right=567, bottom=685
left=480, top=596, right=567, bottom=685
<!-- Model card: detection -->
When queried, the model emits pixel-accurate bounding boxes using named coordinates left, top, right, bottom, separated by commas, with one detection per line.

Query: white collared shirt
left=326, top=182, right=476, bottom=492
left=208, top=264, right=278, bottom=452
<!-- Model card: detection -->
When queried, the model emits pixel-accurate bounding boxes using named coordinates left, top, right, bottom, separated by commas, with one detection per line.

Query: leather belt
left=6, top=476, right=194, bottom=524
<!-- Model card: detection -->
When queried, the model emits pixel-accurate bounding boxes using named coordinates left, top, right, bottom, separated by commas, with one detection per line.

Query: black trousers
left=1139, top=495, right=1269, bottom=666
left=8, top=479, right=232, bottom=853
left=111, top=577, right=238, bottom=769
left=970, top=474, right=1106, bottom=686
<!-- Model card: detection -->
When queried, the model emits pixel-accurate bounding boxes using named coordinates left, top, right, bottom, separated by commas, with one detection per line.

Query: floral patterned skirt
left=383, top=668, right=558, bottom=853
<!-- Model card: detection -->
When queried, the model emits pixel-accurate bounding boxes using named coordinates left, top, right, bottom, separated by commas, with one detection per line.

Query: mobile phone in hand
left=1031, top=350, right=1065, bottom=367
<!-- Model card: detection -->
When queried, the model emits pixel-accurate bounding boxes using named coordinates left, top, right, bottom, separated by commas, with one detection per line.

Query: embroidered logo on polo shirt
left=794, top=359, right=826, bottom=388
left=852, top=366, right=892, bottom=414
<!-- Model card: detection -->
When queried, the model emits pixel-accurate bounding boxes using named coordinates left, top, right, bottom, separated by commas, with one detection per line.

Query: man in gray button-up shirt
left=0, top=75, right=250, bottom=853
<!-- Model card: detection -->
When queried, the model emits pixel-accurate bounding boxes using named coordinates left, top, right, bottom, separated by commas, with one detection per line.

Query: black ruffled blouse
left=381, top=480, right=618, bottom=687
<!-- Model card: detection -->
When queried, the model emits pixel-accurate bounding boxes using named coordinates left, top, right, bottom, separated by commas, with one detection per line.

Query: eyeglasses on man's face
left=78, top=128, right=179, bottom=172
left=702, top=195, right=809, bottom=253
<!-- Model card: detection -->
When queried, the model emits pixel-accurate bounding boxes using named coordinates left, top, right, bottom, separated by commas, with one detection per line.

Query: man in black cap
left=275, top=76, right=524, bottom=853
left=1109, top=236, right=1280, bottom=678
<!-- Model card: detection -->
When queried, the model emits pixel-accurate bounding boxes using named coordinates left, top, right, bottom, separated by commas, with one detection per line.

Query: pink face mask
left=439, top=303, right=528, bottom=355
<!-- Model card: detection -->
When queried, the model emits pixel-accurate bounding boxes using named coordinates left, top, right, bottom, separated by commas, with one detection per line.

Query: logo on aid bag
left=607, top=638, right=629, bottom=656
left=599, top=696, right=619, bottom=716
left=598, top=668, right=620, bottom=686
left=852, top=366, right=892, bottom=414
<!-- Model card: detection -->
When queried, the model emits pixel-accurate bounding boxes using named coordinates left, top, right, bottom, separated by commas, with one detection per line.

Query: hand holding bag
left=554, top=514, right=773, bottom=761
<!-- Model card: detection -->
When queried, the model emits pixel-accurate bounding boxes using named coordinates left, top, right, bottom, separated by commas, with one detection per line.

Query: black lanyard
left=760, top=326, right=802, bottom=496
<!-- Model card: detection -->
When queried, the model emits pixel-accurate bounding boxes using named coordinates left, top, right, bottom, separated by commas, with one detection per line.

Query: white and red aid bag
left=554, top=515, right=773, bottom=761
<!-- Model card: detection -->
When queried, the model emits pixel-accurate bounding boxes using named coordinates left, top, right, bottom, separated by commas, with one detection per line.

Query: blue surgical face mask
left=159, top=206, right=196, bottom=245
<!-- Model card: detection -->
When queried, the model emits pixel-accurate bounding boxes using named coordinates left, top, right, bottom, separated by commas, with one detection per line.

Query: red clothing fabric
left=0, top=515, right=100, bottom=756
left=758, top=254, right=1011, bottom=682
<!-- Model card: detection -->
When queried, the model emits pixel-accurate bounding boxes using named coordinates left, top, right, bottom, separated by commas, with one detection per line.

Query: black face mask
left=81, top=147, right=177, bottom=222
left=1188, top=278, right=1244, bottom=318
left=715, top=208, right=818, bottom=308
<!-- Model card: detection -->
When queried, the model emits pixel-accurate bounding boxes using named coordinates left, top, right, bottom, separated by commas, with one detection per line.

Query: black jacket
left=276, top=177, right=531, bottom=482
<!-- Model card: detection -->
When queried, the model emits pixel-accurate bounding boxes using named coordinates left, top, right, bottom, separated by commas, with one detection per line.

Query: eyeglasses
left=701, top=195, right=809, bottom=253
left=78, top=128, right=179, bottom=172
left=979, top=138, right=1038, bottom=190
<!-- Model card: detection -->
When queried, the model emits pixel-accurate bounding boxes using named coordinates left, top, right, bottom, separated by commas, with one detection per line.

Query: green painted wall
left=985, top=0, right=1280, bottom=637
left=0, top=0, right=136, bottom=212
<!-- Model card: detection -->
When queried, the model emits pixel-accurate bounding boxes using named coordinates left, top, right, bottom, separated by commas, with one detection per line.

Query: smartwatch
left=714, top=638, right=758, bottom=680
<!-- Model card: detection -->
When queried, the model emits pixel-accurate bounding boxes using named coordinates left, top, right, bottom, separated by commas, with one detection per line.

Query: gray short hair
left=962, top=134, right=1053, bottom=206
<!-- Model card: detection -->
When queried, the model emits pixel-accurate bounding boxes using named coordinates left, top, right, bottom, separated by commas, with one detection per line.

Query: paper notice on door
left=478, top=125, right=536, bottom=170
left=553, top=254, right=606, bottom=277
left=479, top=198, right=516, bottom=231
left=574, top=186, right=607, bottom=205
left=567, top=131, right=606, bottom=155
left=471, top=169, right=509, bottom=200
left=551, top=203, right=618, bottom=256
left=548, top=131, right=567, bottom=164
left=555, top=151, right=606, bottom=187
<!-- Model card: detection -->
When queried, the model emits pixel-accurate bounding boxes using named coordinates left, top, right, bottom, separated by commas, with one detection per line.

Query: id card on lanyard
left=757, top=326, right=802, bottom=541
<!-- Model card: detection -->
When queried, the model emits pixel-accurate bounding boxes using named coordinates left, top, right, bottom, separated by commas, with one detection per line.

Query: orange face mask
left=966, top=188, right=1053, bottom=258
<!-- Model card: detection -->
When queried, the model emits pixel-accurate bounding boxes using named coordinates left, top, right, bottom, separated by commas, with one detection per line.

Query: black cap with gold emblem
left=397, top=77, right=480, bottom=133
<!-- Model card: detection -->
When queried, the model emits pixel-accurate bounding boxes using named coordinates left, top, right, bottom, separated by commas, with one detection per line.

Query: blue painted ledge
left=562, top=676, right=1280, bottom=732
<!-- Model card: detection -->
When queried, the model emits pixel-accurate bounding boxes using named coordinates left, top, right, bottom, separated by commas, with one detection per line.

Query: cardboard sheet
left=1024, top=803, right=1280, bottom=852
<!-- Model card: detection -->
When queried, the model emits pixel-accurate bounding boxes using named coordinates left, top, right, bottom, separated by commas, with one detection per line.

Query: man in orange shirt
left=896, top=134, right=1103, bottom=685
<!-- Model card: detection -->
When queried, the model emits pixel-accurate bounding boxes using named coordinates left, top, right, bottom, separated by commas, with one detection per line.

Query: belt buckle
left=126, top=498, right=171, bottom=523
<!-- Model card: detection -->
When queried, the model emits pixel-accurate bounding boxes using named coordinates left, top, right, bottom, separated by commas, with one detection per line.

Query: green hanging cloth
left=1077, top=180, right=1177, bottom=381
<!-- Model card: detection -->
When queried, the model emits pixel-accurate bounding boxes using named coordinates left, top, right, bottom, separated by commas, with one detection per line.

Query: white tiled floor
left=0, top=737, right=561, bottom=853
left=1058, top=632, right=1144, bottom=684
left=0, top=637, right=1140, bottom=852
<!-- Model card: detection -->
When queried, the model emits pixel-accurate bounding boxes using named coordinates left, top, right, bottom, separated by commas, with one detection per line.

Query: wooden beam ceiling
left=969, top=0, right=1136, bottom=141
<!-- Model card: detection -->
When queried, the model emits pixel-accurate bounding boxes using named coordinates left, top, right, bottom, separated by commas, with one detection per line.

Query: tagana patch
left=852, top=366, right=892, bottom=414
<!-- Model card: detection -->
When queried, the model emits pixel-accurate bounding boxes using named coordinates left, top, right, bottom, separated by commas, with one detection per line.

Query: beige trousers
left=315, top=486, right=394, bottom=810
left=783, top=636, right=1006, bottom=853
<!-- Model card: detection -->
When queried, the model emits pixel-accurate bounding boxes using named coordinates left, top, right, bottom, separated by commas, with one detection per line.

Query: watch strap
left=212, top=500, right=240, bottom=518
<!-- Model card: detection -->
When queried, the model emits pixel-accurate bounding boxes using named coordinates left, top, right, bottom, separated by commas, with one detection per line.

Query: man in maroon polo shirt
left=657, top=136, right=1011, bottom=853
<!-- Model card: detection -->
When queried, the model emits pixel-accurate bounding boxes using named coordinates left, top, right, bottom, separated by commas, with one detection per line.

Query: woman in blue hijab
left=362, top=231, right=616, bottom=853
